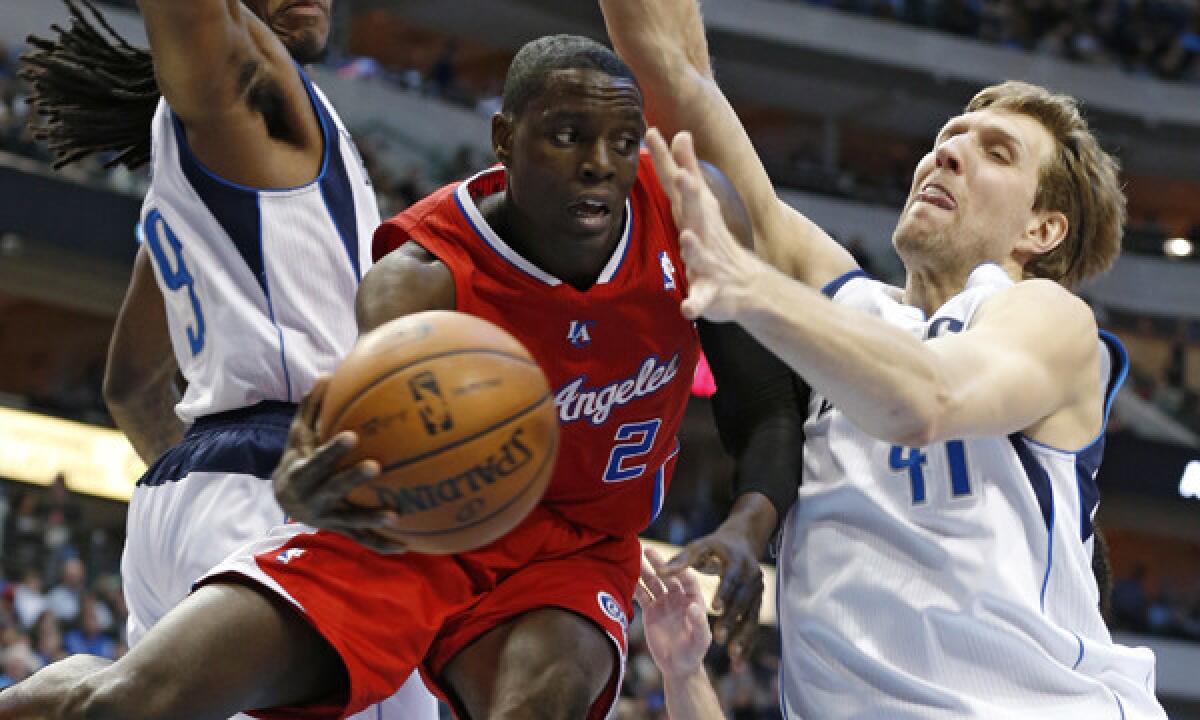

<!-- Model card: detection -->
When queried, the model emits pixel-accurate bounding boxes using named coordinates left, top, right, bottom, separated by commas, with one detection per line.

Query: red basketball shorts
left=198, top=505, right=639, bottom=719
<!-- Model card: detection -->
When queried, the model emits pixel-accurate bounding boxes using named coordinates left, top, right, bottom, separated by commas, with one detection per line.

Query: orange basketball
left=317, top=310, right=559, bottom=554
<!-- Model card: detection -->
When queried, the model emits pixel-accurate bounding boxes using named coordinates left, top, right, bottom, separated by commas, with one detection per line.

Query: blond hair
left=966, top=81, right=1124, bottom=288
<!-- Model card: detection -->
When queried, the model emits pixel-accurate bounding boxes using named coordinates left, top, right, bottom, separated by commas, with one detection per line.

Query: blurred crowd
left=798, top=0, right=1200, bottom=83
left=0, top=475, right=127, bottom=690
left=1110, top=562, right=1200, bottom=642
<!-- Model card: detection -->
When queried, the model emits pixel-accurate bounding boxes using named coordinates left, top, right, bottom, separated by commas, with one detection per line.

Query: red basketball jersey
left=373, top=151, right=698, bottom=537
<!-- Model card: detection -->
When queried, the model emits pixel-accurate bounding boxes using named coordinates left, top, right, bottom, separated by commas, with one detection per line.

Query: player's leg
left=0, top=582, right=346, bottom=720
left=122, top=407, right=291, bottom=646
left=443, top=607, right=617, bottom=720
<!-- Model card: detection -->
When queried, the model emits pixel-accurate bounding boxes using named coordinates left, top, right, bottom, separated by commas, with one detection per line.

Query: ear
left=1017, top=209, right=1069, bottom=261
left=491, top=112, right=514, bottom=166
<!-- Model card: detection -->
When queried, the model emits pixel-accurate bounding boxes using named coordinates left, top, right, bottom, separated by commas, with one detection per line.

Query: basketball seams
left=388, top=411, right=559, bottom=539
left=378, top=389, right=552, bottom=474
left=321, top=347, right=541, bottom=438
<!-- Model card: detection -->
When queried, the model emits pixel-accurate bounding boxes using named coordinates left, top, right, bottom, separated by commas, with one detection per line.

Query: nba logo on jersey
left=659, top=251, right=677, bottom=291
left=567, top=320, right=596, bottom=348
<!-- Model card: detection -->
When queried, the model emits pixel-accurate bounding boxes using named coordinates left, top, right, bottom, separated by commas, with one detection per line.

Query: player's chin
left=284, top=31, right=330, bottom=65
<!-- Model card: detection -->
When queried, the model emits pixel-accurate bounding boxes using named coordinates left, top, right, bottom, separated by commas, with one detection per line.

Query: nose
left=934, top=137, right=964, bottom=175
left=580, top=140, right=615, bottom=183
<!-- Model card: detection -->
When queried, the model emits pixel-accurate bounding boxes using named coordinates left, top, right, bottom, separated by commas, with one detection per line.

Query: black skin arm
left=0, top=583, right=347, bottom=719
left=102, top=245, right=185, bottom=465
left=271, top=242, right=454, bottom=554
left=135, top=0, right=324, bottom=187
left=669, top=163, right=807, bottom=663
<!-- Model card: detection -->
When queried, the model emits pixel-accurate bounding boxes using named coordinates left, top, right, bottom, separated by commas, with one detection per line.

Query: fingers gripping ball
left=318, top=311, right=559, bottom=554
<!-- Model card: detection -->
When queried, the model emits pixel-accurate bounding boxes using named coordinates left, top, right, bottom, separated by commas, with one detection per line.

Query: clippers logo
left=567, top=320, right=596, bottom=348
left=597, top=591, right=628, bottom=632
left=409, top=371, right=453, bottom=435
left=276, top=548, right=307, bottom=564
left=659, top=251, right=677, bottom=291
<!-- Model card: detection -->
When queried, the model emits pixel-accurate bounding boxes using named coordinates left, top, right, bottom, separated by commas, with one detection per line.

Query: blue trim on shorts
left=139, top=401, right=298, bottom=487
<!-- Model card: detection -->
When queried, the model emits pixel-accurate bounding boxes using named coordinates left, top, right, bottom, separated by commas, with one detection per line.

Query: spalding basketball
left=318, top=311, right=559, bottom=554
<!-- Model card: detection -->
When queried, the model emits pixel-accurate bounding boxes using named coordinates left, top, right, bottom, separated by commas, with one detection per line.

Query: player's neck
left=481, top=192, right=623, bottom=291
left=902, top=267, right=969, bottom=315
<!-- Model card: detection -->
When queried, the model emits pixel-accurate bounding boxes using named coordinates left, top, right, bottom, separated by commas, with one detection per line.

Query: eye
left=988, top=147, right=1010, bottom=163
left=613, top=134, right=640, bottom=155
left=552, top=127, right=578, bottom=145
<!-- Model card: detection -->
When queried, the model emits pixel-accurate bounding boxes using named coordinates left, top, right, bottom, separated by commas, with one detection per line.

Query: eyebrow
left=936, top=118, right=1027, bottom=156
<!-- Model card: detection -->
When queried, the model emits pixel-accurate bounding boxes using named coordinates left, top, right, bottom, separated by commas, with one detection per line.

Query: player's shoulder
left=983, top=277, right=1096, bottom=332
left=373, top=180, right=464, bottom=261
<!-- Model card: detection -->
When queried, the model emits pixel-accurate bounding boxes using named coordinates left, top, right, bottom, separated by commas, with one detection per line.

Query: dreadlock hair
left=19, top=0, right=159, bottom=170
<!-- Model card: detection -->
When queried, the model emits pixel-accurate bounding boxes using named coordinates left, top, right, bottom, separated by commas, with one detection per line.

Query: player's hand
left=635, top=546, right=712, bottom=680
left=661, top=526, right=764, bottom=663
left=272, top=376, right=408, bottom=554
left=645, top=127, right=763, bottom=323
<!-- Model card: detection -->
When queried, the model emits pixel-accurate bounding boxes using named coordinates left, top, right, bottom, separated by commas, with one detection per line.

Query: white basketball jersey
left=778, top=264, right=1165, bottom=719
left=140, top=69, right=379, bottom=424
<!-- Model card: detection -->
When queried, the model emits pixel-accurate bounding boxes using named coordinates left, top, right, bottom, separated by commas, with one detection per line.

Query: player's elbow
left=882, top=386, right=954, bottom=448
left=101, top=362, right=137, bottom=411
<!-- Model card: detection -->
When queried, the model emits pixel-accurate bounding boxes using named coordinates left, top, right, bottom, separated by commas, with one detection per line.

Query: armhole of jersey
left=821, top=268, right=871, bottom=299
left=407, top=234, right=467, bottom=314
left=1095, top=330, right=1129, bottom=437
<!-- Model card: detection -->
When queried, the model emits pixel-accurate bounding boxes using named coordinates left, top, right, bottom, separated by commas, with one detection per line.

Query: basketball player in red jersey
left=0, top=35, right=803, bottom=719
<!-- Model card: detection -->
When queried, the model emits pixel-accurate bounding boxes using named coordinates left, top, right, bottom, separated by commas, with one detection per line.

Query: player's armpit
left=136, top=0, right=262, bottom=119
left=923, top=279, right=1101, bottom=448
left=354, top=244, right=455, bottom=334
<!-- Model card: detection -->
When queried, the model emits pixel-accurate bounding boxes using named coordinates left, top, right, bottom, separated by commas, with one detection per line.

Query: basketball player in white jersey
left=603, top=0, right=1168, bottom=717
left=20, top=1, right=434, bottom=716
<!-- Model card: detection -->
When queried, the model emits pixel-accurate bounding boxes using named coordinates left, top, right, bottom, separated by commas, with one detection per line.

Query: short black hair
left=501, top=34, right=639, bottom=118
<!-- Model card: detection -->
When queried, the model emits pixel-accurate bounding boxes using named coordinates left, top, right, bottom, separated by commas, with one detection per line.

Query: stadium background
left=1, top=0, right=1199, bottom=717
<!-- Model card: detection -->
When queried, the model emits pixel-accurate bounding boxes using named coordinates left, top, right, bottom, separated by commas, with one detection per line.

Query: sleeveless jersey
left=140, top=68, right=379, bottom=424
left=777, top=264, right=1165, bottom=719
left=373, top=151, right=698, bottom=537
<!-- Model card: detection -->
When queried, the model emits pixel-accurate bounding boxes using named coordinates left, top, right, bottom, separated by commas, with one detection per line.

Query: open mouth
left=915, top=182, right=956, bottom=211
left=280, top=0, right=324, bottom=17
left=567, top=199, right=612, bottom=229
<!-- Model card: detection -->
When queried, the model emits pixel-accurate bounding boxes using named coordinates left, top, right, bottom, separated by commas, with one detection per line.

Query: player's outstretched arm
left=599, top=0, right=855, bottom=288
left=136, top=0, right=322, bottom=186
left=271, top=243, right=455, bottom=553
left=652, top=129, right=1102, bottom=449
left=636, top=548, right=724, bottom=720
left=0, top=583, right=346, bottom=719
left=102, top=245, right=184, bottom=465
left=669, top=163, right=804, bottom=662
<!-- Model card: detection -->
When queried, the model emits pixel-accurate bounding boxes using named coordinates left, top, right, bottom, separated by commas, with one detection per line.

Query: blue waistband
left=187, top=401, right=299, bottom=437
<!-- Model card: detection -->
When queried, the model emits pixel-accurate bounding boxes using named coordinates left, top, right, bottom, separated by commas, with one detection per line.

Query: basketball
left=317, top=310, right=559, bottom=554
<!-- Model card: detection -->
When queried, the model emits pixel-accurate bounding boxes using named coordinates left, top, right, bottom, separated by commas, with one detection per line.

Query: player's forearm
left=600, top=0, right=714, bottom=135
left=731, top=264, right=950, bottom=447
left=105, top=372, right=184, bottom=465
left=662, top=667, right=725, bottom=720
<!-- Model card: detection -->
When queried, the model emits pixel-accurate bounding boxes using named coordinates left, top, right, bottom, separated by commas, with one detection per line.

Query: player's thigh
left=86, top=582, right=346, bottom=719
left=444, top=607, right=616, bottom=720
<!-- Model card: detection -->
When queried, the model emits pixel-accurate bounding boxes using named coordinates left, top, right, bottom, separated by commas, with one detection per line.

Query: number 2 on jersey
left=889, top=441, right=971, bottom=504
left=603, top=419, right=662, bottom=482
left=143, top=209, right=206, bottom=356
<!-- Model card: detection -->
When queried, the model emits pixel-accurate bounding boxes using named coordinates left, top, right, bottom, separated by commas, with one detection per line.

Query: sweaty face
left=502, top=68, right=646, bottom=249
left=892, top=108, right=1057, bottom=274
left=248, top=0, right=333, bottom=64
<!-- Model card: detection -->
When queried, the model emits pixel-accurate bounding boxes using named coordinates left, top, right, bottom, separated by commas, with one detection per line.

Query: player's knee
left=495, top=656, right=599, bottom=720
left=64, top=672, right=169, bottom=720
left=493, top=617, right=615, bottom=720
